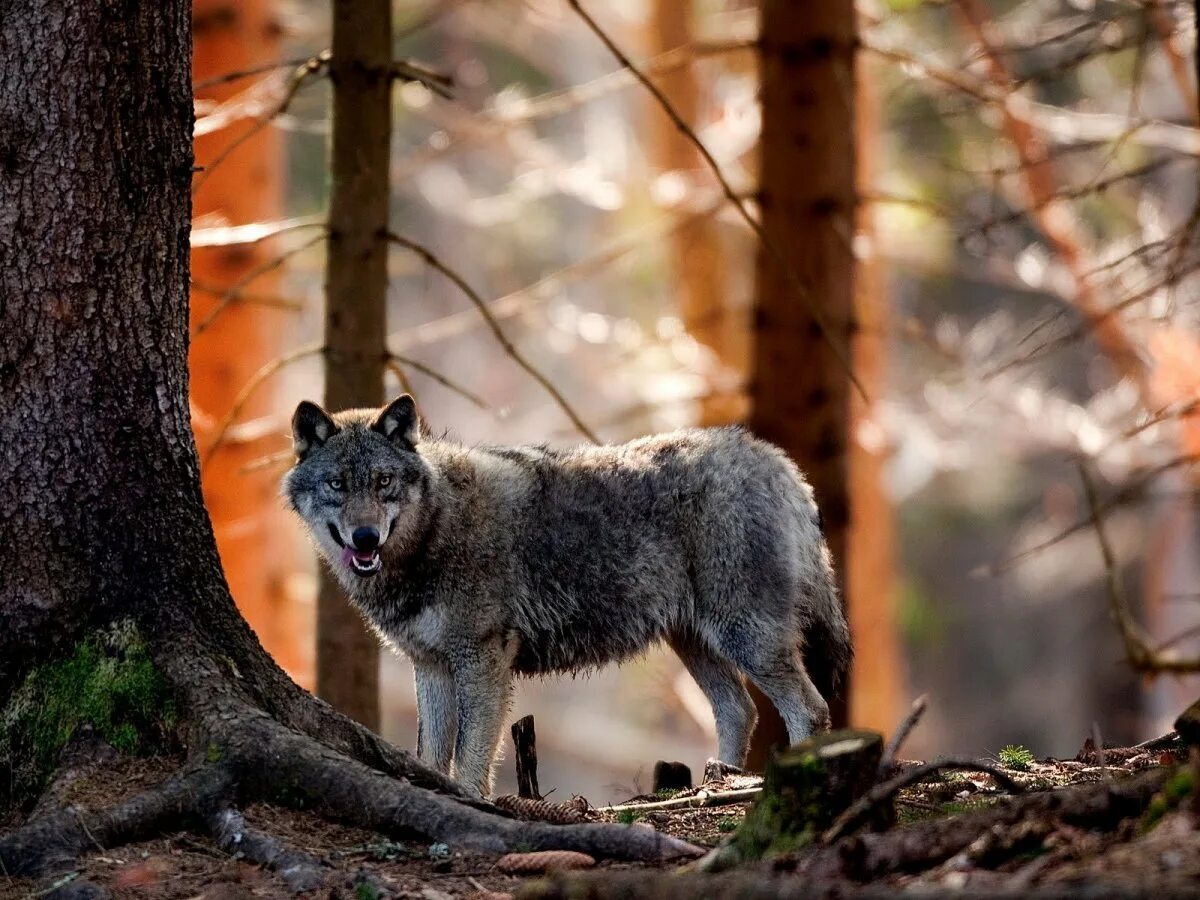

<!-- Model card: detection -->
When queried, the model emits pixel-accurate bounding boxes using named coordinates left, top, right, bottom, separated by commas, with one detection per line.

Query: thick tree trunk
left=316, top=0, right=393, bottom=729
left=747, top=0, right=857, bottom=763
left=0, top=0, right=701, bottom=877
left=0, top=1, right=199, bottom=693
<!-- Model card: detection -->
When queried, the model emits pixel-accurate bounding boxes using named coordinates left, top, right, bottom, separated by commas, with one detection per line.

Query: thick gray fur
left=283, top=396, right=851, bottom=796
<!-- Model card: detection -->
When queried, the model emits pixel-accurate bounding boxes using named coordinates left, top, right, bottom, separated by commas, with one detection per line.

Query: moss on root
left=0, top=621, right=176, bottom=806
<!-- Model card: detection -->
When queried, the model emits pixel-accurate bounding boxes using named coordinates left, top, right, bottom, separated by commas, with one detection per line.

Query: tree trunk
left=317, top=0, right=393, bottom=729
left=0, top=0, right=700, bottom=876
left=847, top=42, right=902, bottom=734
left=191, top=0, right=312, bottom=688
left=747, top=0, right=857, bottom=764
left=648, top=0, right=743, bottom=427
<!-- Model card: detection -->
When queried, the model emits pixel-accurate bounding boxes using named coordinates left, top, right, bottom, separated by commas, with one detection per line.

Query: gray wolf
left=284, top=395, right=851, bottom=796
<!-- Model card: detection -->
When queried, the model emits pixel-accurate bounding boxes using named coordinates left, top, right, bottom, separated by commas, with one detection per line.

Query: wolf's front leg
left=414, top=661, right=457, bottom=774
left=450, top=647, right=514, bottom=796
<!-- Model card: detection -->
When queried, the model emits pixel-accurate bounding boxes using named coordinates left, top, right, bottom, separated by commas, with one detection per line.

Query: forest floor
left=1, top=737, right=1196, bottom=899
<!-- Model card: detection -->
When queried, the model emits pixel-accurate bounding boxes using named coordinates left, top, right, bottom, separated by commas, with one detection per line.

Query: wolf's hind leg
left=670, top=635, right=757, bottom=767
left=725, top=641, right=830, bottom=747
left=414, top=662, right=457, bottom=774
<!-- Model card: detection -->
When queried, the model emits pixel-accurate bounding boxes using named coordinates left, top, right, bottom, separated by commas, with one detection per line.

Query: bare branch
left=1079, top=462, right=1200, bottom=673
left=201, top=343, right=324, bottom=466
left=879, top=694, right=929, bottom=776
left=194, top=56, right=318, bottom=92
left=386, top=353, right=490, bottom=411
left=567, top=0, right=865, bottom=401
left=193, top=51, right=330, bottom=194
left=191, top=233, right=326, bottom=338
left=385, top=232, right=598, bottom=443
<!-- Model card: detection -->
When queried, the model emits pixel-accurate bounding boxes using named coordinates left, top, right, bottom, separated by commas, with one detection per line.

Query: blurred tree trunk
left=317, top=0, right=393, bottom=729
left=648, top=0, right=743, bottom=426
left=747, top=0, right=857, bottom=766
left=848, top=48, right=902, bottom=734
left=191, top=0, right=313, bottom=687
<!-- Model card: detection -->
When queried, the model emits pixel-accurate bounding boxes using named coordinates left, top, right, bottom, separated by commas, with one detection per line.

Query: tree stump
left=652, top=760, right=692, bottom=794
left=723, top=729, right=884, bottom=866
left=512, top=715, right=540, bottom=800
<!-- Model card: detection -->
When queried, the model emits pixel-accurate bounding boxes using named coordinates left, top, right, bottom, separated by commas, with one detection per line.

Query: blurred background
left=190, top=0, right=1200, bottom=802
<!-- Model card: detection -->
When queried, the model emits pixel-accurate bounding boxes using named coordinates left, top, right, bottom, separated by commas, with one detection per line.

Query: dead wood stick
left=600, top=787, right=762, bottom=814
left=822, top=757, right=1024, bottom=844
left=512, top=715, right=540, bottom=800
left=879, top=694, right=928, bottom=777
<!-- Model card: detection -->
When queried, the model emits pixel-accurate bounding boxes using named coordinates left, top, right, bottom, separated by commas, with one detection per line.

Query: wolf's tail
left=802, top=561, right=853, bottom=702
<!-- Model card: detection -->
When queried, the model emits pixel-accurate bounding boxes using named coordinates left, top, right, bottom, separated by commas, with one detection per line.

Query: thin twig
left=1079, top=462, right=1200, bottom=673
left=567, top=0, right=864, bottom=401
left=392, top=59, right=454, bottom=99
left=193, top=51, right=330, bottom=194
left=191, top=233, right=326, bottom=338
left=387, top=353, right=490, bottom=410
left=202, top=343, right=324, bottom=466
left=880, top=694, right=929, bottom=776
left=385, top=232, right=598, bottom=443
left=194, top=56, right=318, bottom=92
left=822, top=758, right=1024, bottom=844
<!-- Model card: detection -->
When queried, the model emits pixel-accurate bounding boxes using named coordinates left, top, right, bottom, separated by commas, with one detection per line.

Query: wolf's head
left=283, top=395, right=433, bottom=580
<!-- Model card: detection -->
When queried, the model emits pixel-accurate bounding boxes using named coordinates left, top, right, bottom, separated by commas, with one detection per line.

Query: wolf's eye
left=377, top=474, right=393, bottom=488
left=327, top=478, right=344, bottom=491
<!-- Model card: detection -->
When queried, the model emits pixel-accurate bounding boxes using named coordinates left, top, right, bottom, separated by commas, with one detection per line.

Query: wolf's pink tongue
left=341, top=547, right=356, bottom=567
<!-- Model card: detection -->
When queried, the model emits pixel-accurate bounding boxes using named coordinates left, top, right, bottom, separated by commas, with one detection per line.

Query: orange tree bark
left=191, top=0, right=311, bottom=687
left=848, top=48, right=902, bottom=734
left=316, top=0, right=393, bottom=729
left=0, top=1, right=699, bottom=875
left=648, top=0, right=743, bottom=427
left=747, top=0, right=857, bottom=765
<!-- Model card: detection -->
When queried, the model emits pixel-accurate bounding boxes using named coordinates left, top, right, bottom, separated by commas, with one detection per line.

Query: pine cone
left=494, top=850, right=596, bottom=875
left=493, top=794, right=586, bottom=824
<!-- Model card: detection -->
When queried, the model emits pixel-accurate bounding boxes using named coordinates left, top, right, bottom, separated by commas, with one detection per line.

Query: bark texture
left=747, top=0, right=856, bottom=760
left=0, top=0, right=701, bottom=875
left=317, top=0, right=394, bottom=729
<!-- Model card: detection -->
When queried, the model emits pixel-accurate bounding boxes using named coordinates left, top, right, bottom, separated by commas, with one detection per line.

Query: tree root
left=1, top=666, right=701, bottom=882
left=208, top=806, right=326, bottom=893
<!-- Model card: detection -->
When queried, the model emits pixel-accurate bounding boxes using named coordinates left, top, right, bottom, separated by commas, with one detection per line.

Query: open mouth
left=328, top=525, right=382, bottom=577
left=342, top=546, right=382, bottom=577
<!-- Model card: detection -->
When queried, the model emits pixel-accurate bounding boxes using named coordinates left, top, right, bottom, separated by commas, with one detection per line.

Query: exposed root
left=208, top=806, right=326, bottom=893
left=0, top=765, right=230, bottom=876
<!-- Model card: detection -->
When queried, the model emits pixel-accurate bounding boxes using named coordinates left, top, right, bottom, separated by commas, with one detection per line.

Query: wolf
left=284, top=395, right=851, bottom=796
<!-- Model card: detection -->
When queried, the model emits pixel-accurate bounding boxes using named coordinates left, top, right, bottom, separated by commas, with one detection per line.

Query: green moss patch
left=0, top=622, right=175, bottom=805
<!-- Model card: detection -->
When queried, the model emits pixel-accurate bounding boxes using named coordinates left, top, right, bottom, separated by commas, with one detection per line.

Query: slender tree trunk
left=648, top=0, right=742, bottom=427
left=747, top=0, right=857, bottom=764
left=848, top=49, right=902, bottom=733
left=191, top=0, right=311, bottom=687
left=0, top=2, right=698, bottom=874
left=317, top=0, right=394, bottom=729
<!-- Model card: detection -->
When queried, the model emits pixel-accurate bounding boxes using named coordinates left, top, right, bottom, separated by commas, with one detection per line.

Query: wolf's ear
left=292, top=401, right=338, bottom=460
left=372, top=394, right=420, bottom=449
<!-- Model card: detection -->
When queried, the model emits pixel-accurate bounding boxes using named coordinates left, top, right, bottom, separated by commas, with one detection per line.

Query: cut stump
left=714, top=729, right=884, bottom=868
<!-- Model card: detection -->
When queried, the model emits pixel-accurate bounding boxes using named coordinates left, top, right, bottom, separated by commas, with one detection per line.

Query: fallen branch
left=879, top=694, right=928, bottom=777
left=822, top=757, right=1024, bottom=844
left=600, top=787, right=762, bottom=814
